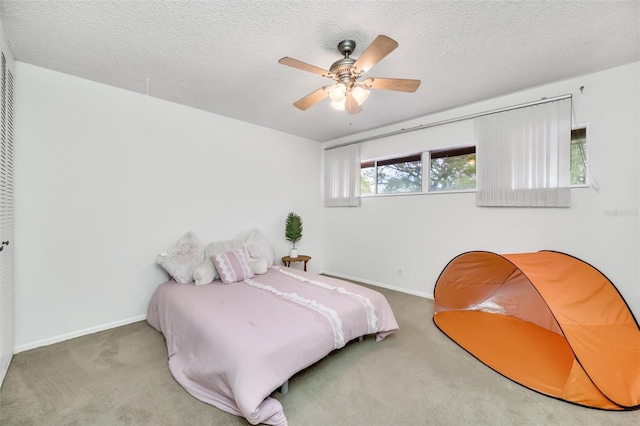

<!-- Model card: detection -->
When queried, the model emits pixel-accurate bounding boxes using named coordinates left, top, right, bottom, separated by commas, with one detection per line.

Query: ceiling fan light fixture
left=330, top=99, right=346, bottom=111
left=351, top=85, right=370, bottom=106
left=328, top=83, right=346, bottom=102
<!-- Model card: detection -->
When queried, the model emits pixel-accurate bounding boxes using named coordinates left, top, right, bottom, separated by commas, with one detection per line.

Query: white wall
left=13, top=63, right=323, bottom=351
left=12, top=61, right=640, bottom=351
left=323, top=62, right=640, bottom=319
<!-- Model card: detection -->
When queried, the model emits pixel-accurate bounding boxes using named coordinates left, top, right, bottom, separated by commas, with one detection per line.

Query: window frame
left=360, top=145, right=477, bottom=197
left=360, top=153, right=423, bottom=196
left=427, top=144, right=477, bottom=194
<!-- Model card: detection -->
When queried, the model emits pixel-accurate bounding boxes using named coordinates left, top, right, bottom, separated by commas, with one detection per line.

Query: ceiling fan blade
left=362, top=77, right=421, bottom=92
left=293, top=87, right=329, bottom=110
left=278, top=57, right=334, bottom=79
left=345, top=94, right=362, bottom=115
left=352, top=35, right=399, bottom=75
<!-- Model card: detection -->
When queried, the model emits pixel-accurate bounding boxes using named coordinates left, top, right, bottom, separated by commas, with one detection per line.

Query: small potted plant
left=285, top=212, right=303, bottom=258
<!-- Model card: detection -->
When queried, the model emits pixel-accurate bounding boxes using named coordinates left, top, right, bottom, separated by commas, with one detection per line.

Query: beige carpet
left=1, top=284, right=638, bottom=426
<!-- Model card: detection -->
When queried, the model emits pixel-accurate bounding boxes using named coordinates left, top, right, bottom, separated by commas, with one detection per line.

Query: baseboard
left=13, top=314, right=148, bottom=354
left=320, top=270, right=434, bottom=300
left=0, top=357, right=9, bottom=388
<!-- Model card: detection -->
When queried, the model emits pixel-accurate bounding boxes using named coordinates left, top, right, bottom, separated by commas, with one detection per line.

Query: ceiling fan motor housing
left=329, top=40, right=359, bottom=88
left=331, top=40, right=361, bottom=86
left=330, top=57, right=357, bottom=85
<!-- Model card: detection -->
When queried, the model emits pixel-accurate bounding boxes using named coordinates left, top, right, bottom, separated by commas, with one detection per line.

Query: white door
left=0, top=51, right=14, bottom=386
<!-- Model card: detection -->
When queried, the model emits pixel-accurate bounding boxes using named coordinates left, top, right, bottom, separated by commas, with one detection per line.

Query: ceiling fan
left=278, top=35, right=421, bottom=114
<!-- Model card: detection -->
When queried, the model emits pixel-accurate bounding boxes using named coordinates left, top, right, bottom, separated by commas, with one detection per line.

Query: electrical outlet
left=397, top=267, right=403, bottom=277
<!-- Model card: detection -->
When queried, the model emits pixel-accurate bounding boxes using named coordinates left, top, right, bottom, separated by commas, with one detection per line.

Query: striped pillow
left=211, top=248, right=254, bottom=284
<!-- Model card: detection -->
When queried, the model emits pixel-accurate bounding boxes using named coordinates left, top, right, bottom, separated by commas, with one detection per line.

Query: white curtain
left=476, top=98, right=571, bottom=207
left=324, top=143, right=361, bottom=207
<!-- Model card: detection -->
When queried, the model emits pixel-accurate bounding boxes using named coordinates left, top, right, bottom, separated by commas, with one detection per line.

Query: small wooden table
left=281, top=255, right=311, bottom=271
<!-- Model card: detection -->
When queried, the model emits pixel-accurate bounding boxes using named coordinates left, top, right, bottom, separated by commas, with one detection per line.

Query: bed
left=147, top=265, right=399, bottom=426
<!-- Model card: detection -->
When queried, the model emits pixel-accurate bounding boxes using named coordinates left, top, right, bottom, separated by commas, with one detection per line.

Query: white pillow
left=244, top=228, right=275, bottom=266
left=194, top=239, right=246, bottom=285
left=248, top=257, right=268, bottom=275
left=156, top=231, right=205, bottom=284
left=193, top=262, right=215, bottom=286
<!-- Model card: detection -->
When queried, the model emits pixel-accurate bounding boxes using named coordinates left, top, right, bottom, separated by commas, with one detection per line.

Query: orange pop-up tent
left=433, top=250, right=640, bottom=410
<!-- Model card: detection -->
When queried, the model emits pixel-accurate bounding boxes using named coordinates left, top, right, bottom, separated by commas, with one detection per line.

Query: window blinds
left=324, top=143, right=361, bottom=207
left=475, top=98, right=572, bottom=207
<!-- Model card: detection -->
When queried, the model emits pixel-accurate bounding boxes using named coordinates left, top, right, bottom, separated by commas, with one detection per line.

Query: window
left=361, top=154, right=421, bottom=195
left=429, top=146, right=476, bottom=192
left=570, top=127, right=587, bottom=185
left=361, top=148, right=476, bottom=196
left=360, top=125, right=581, bottom=197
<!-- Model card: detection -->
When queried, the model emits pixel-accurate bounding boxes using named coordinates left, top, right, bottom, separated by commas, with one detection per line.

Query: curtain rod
left=324, top=93, right=573, bottom=151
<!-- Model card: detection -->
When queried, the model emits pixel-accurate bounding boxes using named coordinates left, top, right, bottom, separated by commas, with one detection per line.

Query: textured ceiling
left=1, top=1, right=638, bottom=142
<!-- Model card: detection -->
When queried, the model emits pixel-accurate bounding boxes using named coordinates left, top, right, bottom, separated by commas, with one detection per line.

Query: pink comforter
left=147, top=266, right=399, bottom=425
